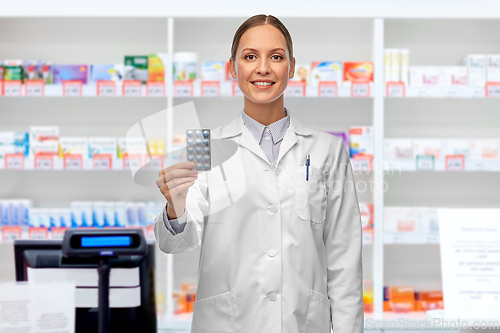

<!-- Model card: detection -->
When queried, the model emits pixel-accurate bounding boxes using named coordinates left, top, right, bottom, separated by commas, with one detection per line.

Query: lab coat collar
left=218, top=111, right=313, bottom=167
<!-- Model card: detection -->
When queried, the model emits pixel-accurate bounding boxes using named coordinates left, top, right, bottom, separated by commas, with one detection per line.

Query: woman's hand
left=157, top=161, right=198, bottom=219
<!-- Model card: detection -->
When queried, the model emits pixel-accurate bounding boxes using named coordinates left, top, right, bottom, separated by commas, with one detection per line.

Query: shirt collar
left=241, top=107, right=290, bottom=144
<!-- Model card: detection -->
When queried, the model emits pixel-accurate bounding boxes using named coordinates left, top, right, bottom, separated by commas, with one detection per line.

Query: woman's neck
left=243, top=95, right=286, bottom=126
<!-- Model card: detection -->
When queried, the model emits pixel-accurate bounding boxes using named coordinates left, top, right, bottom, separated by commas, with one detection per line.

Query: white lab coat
left=155, top=113, right=364, bottom=333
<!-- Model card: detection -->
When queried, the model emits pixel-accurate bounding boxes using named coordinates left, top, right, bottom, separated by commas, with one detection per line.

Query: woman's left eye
left=272, top=55, right=283, bottom=60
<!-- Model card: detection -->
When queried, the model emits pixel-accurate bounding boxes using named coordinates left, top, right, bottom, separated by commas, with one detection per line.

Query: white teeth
left=253, top=82, right=273, bottom=86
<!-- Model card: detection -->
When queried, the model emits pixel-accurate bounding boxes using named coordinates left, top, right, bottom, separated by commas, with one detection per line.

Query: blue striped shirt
left=163, top=108, right=291, bottom=234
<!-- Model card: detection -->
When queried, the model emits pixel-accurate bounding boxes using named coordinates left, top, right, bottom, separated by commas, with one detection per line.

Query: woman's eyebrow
left=241, top=47, right=285, bottom=53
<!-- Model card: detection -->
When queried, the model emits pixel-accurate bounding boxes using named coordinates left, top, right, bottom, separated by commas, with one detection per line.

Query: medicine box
left=349, top=127, right=374, bottom=158
left=59, top=137, right=89, bottom=158
left=200, top=61, right=226, bottom=83
left=343, top=62, right=374, bottom=85
left=384, top=139, right=413, bottom=160
left=311, top=61, right=342, bottom=86
left=469, top=139, right=498, bottom=160
left=487, top=55, right=500, bottom=83
left=88, top=137, right=117, bottom=158
left=410, top=66, right=439, bottom=86
left=464, top=55, right=486, bottom=87
left=291, top=64, right=310, bottom=85
left=441, top=139, right=470, bottom=158
left=413, top=139, right=442, bottom=159
left=439, top=67, right=467, bottom=86
left=53, top=65, right=88, bottom=84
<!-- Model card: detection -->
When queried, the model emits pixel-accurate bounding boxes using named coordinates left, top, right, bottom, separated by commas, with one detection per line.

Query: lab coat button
left=268, top=292, right=277, bottom=301
left=268, top=249, right=277, bottom=257
left=269, top=205, right=277, bottom=213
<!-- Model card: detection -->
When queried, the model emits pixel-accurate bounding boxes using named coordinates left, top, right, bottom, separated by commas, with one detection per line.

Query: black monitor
left=14, top=239, right=157, bottom=333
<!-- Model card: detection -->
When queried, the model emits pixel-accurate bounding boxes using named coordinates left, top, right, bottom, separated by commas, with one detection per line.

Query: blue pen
left=306, top=154, right=310, bottom=181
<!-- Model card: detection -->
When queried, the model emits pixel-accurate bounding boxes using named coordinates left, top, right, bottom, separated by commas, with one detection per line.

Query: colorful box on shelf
left=384, top=207, right=439, bottom=234
left=384, top=286, right=415, bottom=313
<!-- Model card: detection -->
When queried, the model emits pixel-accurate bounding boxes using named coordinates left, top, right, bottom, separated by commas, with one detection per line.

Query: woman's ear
left=229, top=57, right=237, bottom=79
left=289, top=57, right=296, bottom=80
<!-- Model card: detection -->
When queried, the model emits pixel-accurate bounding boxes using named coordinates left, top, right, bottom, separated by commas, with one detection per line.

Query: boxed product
left=327, top=131, right=349, bottom=151
left=413, top=139, right=441, bottom=159
left=390, top=49, right=400, bottom=82
left=126, top=202, right=139, bottom=227
left=409, top=66, right=439, bottom=86
left=71, top=201, right=93, bottom=228
left=38, top=209, right=51, bottom=228
left=1, top=200, right=31, bottom=227
left=103, top=202, right=115, bottom=227
left=59, top=137, right=90, bottom=158
left=291, top=64, right=310, bottom=85
left=92, top=202, right=105, bottom=228
left=349, top=127, right=374, bottom=158
left=343, top=62, right=374, bottom=85
left=173, top=52, right=197, bottom=81
left=29, top=126, right=59, bottom=156
left=49, top=208, right=71, bottom=228
left=464, top=54, right=486, bottom=87
left=441, top=139, right=470, bottom=158
left=384, top=49, right=392, bottom=84
left=363, top=280, right=373, bottom=313
left=415, top=208, right=439, bottom=233
left=23, top=61, right=39, bottom=81
left=148, top=53, right=168, bottom=82
left=384, top=286, right=415, bottom=313
left=146, top=201, right=162, bottom=226
left=37, top=61, right=53, bottom=84
left=147, top=139, right=165, bottom=156
left=89, top=64, right=115, bottom=83
left=136, top=202, right=147, bottom=227
left=0, top=132, right=29, bottom=157
left=3, top=60, right=23, bottom=81
left=125, top=56, right=149, bottom=83
left=400, top=49, right=409, bottom=86
left=415, top=291, right=443, bottom=311
left=88, top=137, right=117, bottom=158
left=487, top=55, right=500, bottom=83
left=384, top=139, right=413, bottom=160
left=384, top=207, right=418, bottom=232
left=439, top=66, right=467, bottom=86
left=114, top=202, right=127, bottom=227
left=359, top=203, right=374, bottom=230
left=310, top=61, right=342, bottom=86
left=53, top=65, right=88, bottom=84
left=469, top=139, right=498, bottom=159
left=200, top=61, right=226, bottom=83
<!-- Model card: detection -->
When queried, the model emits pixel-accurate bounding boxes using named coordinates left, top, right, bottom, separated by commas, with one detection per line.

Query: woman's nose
left=256, top=59, right=271, bottom=75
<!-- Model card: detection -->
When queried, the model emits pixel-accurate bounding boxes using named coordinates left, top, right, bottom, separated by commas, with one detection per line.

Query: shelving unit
left=1, top=2, right=500, bottom=331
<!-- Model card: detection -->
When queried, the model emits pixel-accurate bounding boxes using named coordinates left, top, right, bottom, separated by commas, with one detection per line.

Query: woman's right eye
left=245, top=55, right=256, bottom=60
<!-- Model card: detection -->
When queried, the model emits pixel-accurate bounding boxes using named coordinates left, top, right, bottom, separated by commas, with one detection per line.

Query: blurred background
left=1, top=1, right=500, bottom=332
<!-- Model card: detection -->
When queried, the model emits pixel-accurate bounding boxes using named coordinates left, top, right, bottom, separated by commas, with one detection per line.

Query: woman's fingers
left=158, top=175, right=197, bottom=191
left=168, top=180, right=195, bottom=197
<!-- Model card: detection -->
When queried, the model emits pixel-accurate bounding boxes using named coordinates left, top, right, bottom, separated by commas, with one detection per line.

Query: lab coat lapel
left=276, top=115, right=312, bottom=167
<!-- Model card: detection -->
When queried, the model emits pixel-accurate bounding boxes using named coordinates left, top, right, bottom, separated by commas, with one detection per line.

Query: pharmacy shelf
left=0, top=81, right=374, bottom=98
left=384, top=85, right=494, bottom=98
left=383, top=159, right=500, bottom=172
left=383, top=233, right=439, bottom=245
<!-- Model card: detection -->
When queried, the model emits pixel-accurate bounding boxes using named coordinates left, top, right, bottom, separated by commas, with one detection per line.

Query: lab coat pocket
left=304, top=290, right=331, bottom=333
left=192, top=291, right=235, bottom=333
left=294, top=165, right=327, bottom=224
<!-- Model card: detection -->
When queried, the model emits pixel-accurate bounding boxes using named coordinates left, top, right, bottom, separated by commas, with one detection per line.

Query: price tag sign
left=5, top=153, right=24, bottom=169
left=97, top=80, right=116, bottom=96
left=232, top=80, right=243, bottom=96
left=426, top=233, right=440, bottom=244
left=63, top=80, right=82, bottom=96
left=51, top=227, right=69, bottom=240
left=352, top=154, right=373, bottom=172
left=362, top=231, right=373, bottom=245
left=446, top=88, right=459, bottom=98
left=25, top=80, right=45, bottom=97
left=416, top=87, right=429, bottom=97
left=34, top=155, right=53, bottom=170
left=445, top=155, right=465, bottom=171
left=123, top=80, right=142, bottom=97
left=146, top=81, right=165, bottom=96
left=0, top=81, right=3, bottom=96
left=286, top=81, right=306, bottom=97
left=386, top=82, right=405, bottom=97
left=92, top=154, right=112, bottom=170
left=4, top=80, right=22, bottom=96
left=123, top=154, right=142, bottom=170
left=351, top=82, right=370, bottom=97
left=146, top=155, right=164, bottom=170
left=318, top=81, right=338, bottom=97
left=2, top=226, right=22, bottom=243
left=201, top=81, right=220, bottom=97
left=416, top=155, right=435, bottom=170
left=486, top=82, right=500, bottom=98
left=29, top=227, right=48, bottom=239
left=174, top=81, right=193, bottom=97
left=64, top=155, right=83, bottom=170
left=146, top=225, right=155, bottom=239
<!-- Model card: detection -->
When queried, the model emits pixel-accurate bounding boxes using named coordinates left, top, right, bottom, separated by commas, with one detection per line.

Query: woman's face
left=230, top=24, right=295, bottom=104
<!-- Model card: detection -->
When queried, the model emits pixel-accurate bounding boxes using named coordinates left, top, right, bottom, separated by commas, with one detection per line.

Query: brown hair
left=231, top=14, right=293, bottom=61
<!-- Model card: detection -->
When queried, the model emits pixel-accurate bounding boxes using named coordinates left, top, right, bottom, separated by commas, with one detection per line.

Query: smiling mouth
left=251, top=81, right=276, bottom=86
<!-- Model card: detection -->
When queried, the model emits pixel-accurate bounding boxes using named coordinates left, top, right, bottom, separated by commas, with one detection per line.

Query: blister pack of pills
left=186, top=129, right=211, bottom=171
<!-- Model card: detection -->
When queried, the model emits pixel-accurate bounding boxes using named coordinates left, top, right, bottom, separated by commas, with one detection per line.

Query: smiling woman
left=154, top=14, right=363, bottom=333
